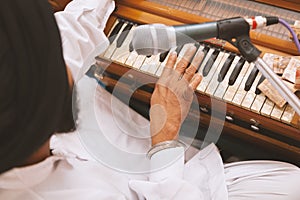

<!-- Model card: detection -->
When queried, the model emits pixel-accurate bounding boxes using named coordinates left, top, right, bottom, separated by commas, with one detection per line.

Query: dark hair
left=0, top=0, right=73, bottom=173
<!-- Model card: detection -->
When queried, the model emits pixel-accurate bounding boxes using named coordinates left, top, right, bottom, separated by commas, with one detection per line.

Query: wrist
left=147, top=140, right=186, bottom=159
left=150, top=122, right=180, bottom=146
left=151, top=131, right=178, bottom=146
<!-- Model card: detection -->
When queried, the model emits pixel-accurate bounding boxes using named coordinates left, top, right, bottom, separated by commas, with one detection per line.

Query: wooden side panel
left=255, top=0, right=300, bottom=12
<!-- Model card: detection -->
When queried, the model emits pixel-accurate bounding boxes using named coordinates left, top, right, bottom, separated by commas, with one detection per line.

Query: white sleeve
left=129, top=147, right=205, bottom=200
left=54, top=0, right=115, bottom=80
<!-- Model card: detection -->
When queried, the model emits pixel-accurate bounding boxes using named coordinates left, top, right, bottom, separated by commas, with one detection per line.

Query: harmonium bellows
left=91, top=0, right=300, bottom=164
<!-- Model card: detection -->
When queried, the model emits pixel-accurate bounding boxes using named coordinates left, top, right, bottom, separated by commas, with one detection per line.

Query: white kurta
left=1, top=0, right=300, bottom=199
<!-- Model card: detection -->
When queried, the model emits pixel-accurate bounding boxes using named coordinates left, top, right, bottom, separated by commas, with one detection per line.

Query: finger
left=175, top=44, right=196, bottom=75
left=190, top=48, right=205, bottom=70
left=189, top=73, right=202, bottom=90
left=182, top=49, right=205, bottom=81
left=182, top=64, right=197, bottom=82
left=161, top=51, right=177, bottom=77
left=165, top=51, right=177, bottom=69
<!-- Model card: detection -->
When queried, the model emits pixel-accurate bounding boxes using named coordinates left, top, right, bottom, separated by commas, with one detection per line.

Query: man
left=1, top=0, right=300, bottom=199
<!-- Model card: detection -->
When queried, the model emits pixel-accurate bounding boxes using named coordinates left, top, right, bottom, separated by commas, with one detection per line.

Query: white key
left=111, top=26, right=136, bottom=64
left=192, top=45, right=204, bottom=64
left=107, top=19, right=120, bottom=37
left=156, top=44, right=196, bottom=77
left=232, top=63, right=254, bottom=106
left=224, top=62, right=251, bottom=103
left=155, top=63, right=164, bottom=77
left=140, top=55, right=160, bottom=75
left=190, top=45, right=205, bottom=67
left=271, top=104, right=286, bottom=120
left=205, top=52, right=230, bottom=95
left=261, top=98, right=275, bottom=117
left=132, top=55, right=146, bottom=69
left=140, top=57, right=152, bottom=72
left=155, top=47, right=177, bottom=77
left=175, top=43, right=194, bottom=68
left=147, top=55, right=161, bottom=75
left=125, top=51, right=139, bottom=67
left=281, top=104, right=296, bottom=123
left=197, top=51, right=225, bottom=92
left=214, top=55, right=240, bottom=99
left=104, top=22, right=127, bottom=59
left=98, top=19, right=119, bottom=57
left=251, top=93, right=266, bottom=113
left=241, top=72, right=262, bottom=110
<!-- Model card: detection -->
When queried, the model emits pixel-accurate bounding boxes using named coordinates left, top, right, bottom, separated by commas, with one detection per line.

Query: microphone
left=131, top=16, right=279, bottom=56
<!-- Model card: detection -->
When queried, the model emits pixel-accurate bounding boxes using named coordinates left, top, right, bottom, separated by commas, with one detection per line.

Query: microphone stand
left=254, top=58, right=300, bottom=115
left=217, top=18, right=300, bottom=116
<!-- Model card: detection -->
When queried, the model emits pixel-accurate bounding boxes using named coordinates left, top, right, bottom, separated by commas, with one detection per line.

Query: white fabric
left=149, top=147, right=185, bottom=182
left=225, top=160, right=300, bottom=200
left=1, top=0, right=300, bottom=199
left=54, top=0, right=115, bottom=80
left=129, top=144, right=228, bottom=200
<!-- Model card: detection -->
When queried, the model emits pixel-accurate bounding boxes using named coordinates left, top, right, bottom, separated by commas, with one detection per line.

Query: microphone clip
left=217, top=17, right=261, bottom=62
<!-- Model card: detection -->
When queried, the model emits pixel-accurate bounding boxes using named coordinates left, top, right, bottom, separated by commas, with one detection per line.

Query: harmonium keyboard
left=91, top=0, right=300, bottom=165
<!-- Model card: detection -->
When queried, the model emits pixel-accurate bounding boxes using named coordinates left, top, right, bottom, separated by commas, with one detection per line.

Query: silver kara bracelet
left=147, top=140, right=187, bottom=159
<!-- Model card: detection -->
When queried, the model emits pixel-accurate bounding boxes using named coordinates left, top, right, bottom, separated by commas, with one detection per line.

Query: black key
left=116, top=24, right=133, bottom=48
left=202, top=46, right=209, bottom=57
left=175, top=45, right=184, bottom=55
left=202, top=49, right=220, bottom=77
left=108, top=20, right=124, bottom=44
left=218, top=53, right=235, bottom=82
left=244, top=67, right=259, bottom=91
left=159, top=45, right=184, bottom=64
left=129, top=41, right=134, bottom=52
left=255, top=75, right=265, bottom=94
left=194, top=43, right=200, bottom=49
left=228, top=57, right=246, bottom=85
left=159, top=50, right=170, bottom=62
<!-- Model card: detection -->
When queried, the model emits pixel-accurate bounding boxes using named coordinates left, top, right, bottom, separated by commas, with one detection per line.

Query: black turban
left=0, top=0, right=74, bottom=173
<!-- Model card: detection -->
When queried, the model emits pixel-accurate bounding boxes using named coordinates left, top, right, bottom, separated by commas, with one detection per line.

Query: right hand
left=150, top=45, right=204, bottom=146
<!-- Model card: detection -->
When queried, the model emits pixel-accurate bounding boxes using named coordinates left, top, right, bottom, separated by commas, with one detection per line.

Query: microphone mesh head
left=132, top=24, right=176, bottom=55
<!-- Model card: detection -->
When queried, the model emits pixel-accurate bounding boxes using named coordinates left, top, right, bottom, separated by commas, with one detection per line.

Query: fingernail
left=196, top=73, right=203, bottom=80
left=170, top=51, right=177, bottom=56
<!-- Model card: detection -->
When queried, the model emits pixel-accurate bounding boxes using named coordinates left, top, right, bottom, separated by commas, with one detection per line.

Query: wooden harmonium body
left=91, top=0, right=300, bottom=165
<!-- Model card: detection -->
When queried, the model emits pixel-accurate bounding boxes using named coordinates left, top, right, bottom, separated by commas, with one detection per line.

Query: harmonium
left=90, top=0, right=300, bottom=165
